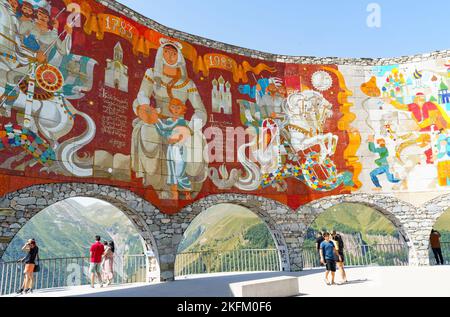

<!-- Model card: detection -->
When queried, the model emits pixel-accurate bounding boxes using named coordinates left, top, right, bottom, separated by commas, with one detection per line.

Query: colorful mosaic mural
left=0, top=0, right=448, bottom=214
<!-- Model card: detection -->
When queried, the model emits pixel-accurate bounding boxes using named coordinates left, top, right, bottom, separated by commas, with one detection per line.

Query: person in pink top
left=90, top=236, right=105, bottom=288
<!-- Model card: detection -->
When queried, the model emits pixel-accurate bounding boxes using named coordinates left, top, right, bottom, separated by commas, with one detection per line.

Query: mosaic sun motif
left=311, top=71, right=333, bottom=91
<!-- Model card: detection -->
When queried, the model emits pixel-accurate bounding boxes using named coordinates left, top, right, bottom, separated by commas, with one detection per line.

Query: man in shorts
left=90, top=235, right=105, bottom=288
left=320, top=232, right=341, bottom=286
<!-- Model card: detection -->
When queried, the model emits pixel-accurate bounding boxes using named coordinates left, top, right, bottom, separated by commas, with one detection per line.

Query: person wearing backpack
left=332, top=231, right=348, bottom=284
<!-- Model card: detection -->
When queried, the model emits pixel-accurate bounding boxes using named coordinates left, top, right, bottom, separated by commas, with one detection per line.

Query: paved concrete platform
left=4, top=266, right=450, bottom=297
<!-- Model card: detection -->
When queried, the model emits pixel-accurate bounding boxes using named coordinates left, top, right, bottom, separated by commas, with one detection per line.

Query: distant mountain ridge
left=178, top=204, right=276, bottom=253
left=2, top=199, right=145, bottom=262
left=3, top=200, right=450, bottom=264
left=311, top=203, right=398, bottom=236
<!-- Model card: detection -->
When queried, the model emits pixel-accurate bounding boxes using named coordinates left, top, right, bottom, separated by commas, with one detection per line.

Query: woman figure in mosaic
left=131, top=38, right=207, bottom=200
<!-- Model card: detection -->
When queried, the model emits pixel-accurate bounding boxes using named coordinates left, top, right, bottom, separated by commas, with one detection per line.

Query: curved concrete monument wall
left=0, top=0, right=449, bottom=276
left=1, top=0, right=448, bottom=213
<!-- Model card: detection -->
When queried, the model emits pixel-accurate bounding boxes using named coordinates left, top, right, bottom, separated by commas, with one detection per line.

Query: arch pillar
left=176, top=194, right=295, bottom=273
left=419, top=194, right=450, bottom=265
left=0, top=183, right=175, bottom=282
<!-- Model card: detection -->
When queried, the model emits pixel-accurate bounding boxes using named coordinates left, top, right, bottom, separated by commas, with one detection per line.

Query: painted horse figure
left=282, top=90, right=338, bottom=163
left=0, top=3, right=97, bottom=177
left=209, top=90, right=353, bottom=192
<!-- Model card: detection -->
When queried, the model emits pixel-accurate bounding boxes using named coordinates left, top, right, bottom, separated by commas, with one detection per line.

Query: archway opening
left=429, top=208, right=450, bottom=265
left=175, top=203, right=282, bottom=278
left=302, top=203, right=410, bottom=269
left=0, top=197, right=158, bottom=295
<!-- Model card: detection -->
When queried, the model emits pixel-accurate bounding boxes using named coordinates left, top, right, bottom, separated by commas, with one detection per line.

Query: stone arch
left=421, top=194, right=450, bottom=258
left=296, top=194, right=422, bottom=266
left=175, top=194, right=293, bottom=271
left=0, top=183, right=177, bottom=281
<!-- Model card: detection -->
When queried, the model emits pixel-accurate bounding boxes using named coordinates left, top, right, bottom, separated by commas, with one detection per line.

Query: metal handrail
left=175, top=249, right=281, bottom=277
left=301, top=243, right=410, bottom=269
left=179, top=249, right=278, bottom=254
left=0, top=254, right=148, bottom=296
left=1, top=254, right=147, bottom=265
left=429, top=242, right=450, bottom=265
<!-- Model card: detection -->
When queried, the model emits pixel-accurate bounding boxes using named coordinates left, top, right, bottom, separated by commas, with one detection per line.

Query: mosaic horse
left=209, top=90, right=353, bottom=192
left=261, top=91, right=352, bottom=192
left=0, top=4, right=97, bottom=177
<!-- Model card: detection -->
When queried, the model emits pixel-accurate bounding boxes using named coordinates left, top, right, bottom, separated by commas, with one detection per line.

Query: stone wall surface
left=1, top=183, right=449, bottom=281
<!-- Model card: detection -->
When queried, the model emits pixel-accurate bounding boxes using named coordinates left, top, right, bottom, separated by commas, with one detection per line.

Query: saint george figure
left=239, top=78, right=285, bottom=120
left=131, top=39, right=207, bottom=200
left=255, top=79, right=286, bottom=118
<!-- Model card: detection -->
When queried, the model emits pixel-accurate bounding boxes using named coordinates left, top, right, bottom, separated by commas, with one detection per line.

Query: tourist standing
left=316, top=232, right=325, bottom=266
left=320, top=233, right=340, bottom=286
left=430, top=230, right=445, bottom=265
left=90, top=236, right=105, bottom=288
left=16, top=239, right=39, bottom=294
left=102, top=241, right=115, bottom=286
left=332, top=231, right=348, bottom=284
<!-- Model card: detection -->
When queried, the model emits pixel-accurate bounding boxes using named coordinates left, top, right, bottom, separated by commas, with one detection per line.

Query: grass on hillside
left=180, top=204, right=275, bottom=253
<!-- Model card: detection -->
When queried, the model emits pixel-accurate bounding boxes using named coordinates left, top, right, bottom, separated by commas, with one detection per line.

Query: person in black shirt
left=16, top=239, right=39, bottom=294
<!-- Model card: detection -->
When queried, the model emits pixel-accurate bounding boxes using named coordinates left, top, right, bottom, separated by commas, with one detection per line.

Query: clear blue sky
left=117, top=0, right=450, bottom=58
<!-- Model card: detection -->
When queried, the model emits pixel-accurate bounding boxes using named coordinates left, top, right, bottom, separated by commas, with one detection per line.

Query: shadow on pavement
left=344, top=279, right=370, bottom=285
left=73, top=271, right=321, bottom=298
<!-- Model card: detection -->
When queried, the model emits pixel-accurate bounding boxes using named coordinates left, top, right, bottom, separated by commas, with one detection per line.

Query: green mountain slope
left=2, top=199, right=145, bottom=262
left=434, top=210, right=450, bottom=242
left=311, top=203, right=397, bottom=236
left=435, top=210, right=450, bottom=233
left=178, top=204, right=276, bottom=253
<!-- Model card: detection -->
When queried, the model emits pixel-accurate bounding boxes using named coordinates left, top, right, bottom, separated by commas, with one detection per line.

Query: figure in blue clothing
left=239, top=77, right=285, bottom=119
left=368, top=135, right=400, bottom=191
left=153, top=98, right=193, bottom=201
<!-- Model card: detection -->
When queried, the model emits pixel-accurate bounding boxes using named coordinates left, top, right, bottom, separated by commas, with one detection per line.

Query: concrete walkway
left=4, top=266, right=450, bottom=297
